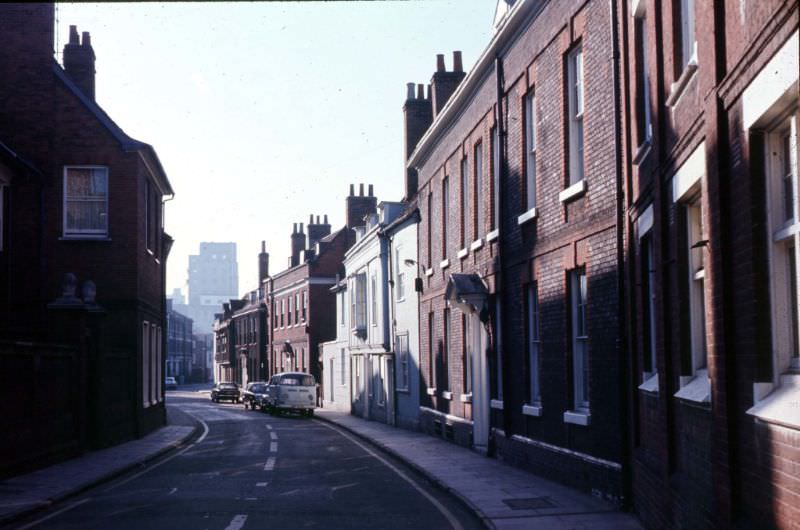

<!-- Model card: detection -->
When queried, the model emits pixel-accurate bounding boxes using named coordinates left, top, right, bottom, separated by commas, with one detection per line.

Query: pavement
left=0, top=387, right=642, bottom=529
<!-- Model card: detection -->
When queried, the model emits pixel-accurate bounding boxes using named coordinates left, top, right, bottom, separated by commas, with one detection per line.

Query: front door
left=470, top=312, right=489, bottom=452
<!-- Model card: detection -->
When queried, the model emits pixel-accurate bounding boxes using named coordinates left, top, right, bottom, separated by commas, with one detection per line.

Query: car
left=165, top=376, right=178, bottom=390
left=241, top=381, right=269, bottom=411
left=262, top=372, right=317, bottom=417
left=210, top=382, right=240, bottom=403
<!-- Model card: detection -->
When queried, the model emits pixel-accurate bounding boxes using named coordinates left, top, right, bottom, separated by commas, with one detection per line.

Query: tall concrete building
left=187, top=242, right=239, bottom=333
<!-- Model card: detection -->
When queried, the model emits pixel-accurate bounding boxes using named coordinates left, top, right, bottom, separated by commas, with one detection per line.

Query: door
left=470, top=312, right=489, bottom=452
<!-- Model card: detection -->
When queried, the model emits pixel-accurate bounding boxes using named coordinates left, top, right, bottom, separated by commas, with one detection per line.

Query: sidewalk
left=0, top=409, right=196, bottom=526
left=315, top=409, right=642, bottom=530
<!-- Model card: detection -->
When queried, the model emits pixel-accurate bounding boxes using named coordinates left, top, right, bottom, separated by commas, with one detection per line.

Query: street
left=15, top=391, right=482, bottom=530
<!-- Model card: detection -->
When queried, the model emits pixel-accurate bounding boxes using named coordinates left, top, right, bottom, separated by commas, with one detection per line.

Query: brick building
left=0, top=3, right=173, bottom=474
left=406, top=0, right=625, bottom=500
left=166, top=299, right=193, bottom=383
left=618, top=0, right=800, bottom=527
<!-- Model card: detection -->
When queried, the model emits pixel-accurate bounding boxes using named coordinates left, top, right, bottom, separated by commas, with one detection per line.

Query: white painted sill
left=666, top=50, right=698, bottom=107
left=517, top=207, right=538, bottom=226
left=459, top=393, right=473, bottom=403
left=746, top=374, right=800, bottom=430
left=470, top=238, right=484, bottom=251
left=439, top=258, right=450, bottom=270
left=563, top=410, right=591, bottom=426
left=638, top=372, right=659, bottom=394
left=490, top=399, right=504, bottom=410
left=486, top=229, right=499, bottom=242
left=559, top=180, right=587, bottom=203
left=674, top=368, right=711, bottom=404
left=425, top=268, right=434, bottom=277
left=632, top=138, right=652, bottom=166
left=457, top=248, right=469, bottom=259
left=522, top=404, right=543, bottom=417
left=426, top=387, right=437, bottom=396
left=440, top=390, right=453, bottom=400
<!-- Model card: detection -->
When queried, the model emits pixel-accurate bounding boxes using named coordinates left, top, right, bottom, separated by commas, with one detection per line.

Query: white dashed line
left=270, top=432, right=278, bottom=440
left=264, top=456, right=276, bottom=471
left=168, top=487, right=177, bottom=495
left=256, top=482, right=269, bottom=487
left=270, top=441, right=278, bottom=453
left=265, top=424, right=273, bottom=430
left=225, top=514, right=248, bottom=530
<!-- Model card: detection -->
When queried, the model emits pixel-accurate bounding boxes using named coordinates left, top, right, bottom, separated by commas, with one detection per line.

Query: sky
left=55, top=1, right=498, bottom=298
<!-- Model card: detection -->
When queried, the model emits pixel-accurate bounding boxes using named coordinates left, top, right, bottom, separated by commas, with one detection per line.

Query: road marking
left=315, top=420, right=464, bottom=530
left=245, top=497, right=257, bottom=501
left=16, top=498, right=92, bottom=530
left=270, top=441, right=278, bottom=453
left=168, top=487, right=177, bottom=495
left=265, top=424, right=273, bottom=430
left=331, top=482, right=359, bottom=492
left=224, top=514, right=248, bottom=530
left=104, top=415, right=210, bottom=492
left=264, top=456, right=276, bottom=471
left=280, top=489, right=300, bottom=496
left=256, top=482, right=269, bottom=487
left=270, top=431, right=278, bottom=440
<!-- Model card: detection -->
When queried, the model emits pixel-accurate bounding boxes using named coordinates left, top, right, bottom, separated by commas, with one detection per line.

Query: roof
left=52, top=61, right=174, bottom=196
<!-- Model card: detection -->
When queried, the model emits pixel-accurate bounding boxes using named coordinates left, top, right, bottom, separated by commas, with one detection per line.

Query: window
left=442, top=308, right=450, bottom=391
left=474, top=143, right=484, bottom=238
left=494, top=298, right=503, bottom=401
left=428, top=312, right=435, bottom=390
left=491, top=126, right=500, bottom=231
left=396, top=249, right=405, bottom=300
left=427, top=191, right=433, bottom=268
left=302, top=291, right=307, bottom=321
left=329, top=359, right=334, bottom=402
left=461, top=157, right=469, bottom=247
left=377, top=358, right=386, bottom=405
left=340, top=348, right=346, bottom=386
left=274, top=302, right=278, bottom=328
left=642, top=234, right=657, bottom=376
left=371, top=274, right=377, bottom=326
left=145, top=179, right=159, bottom=255
left=571, top=268, right=589, bottom=411
left=63, top=166, right=108, bottom=237
left=767, top=114, right=800, bottom=374
left=353, top=272, right=367, bottom=331
left=525, top=91, right=537, bottom=210
left=294, top=293, right=299, bottom=324
left=340, top=291, right=345, bottom=326
left=634, top=13, right=652, bottom=146
left=142, top=321, right=150, bottom=407
left=678, top=0, right=696, bottom=71
left=280, top=299, right=284, bottom=327
left=462, top=314, right=472, bottom=394
left=442, top=176, right=449, bottom=258
left=396, top=333, right=409, bottom=391
left=527, top=283, right=541, bottom=405
left=567, top=47, right=585, bottom=186
left=353, top=356, right=362, bottom=401
left=686, top=196, right=707, bottom=372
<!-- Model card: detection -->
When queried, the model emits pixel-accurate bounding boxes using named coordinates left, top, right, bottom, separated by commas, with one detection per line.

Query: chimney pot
left=406, top=82, right=416, bottom=99
left=427, top=84, right=432, bottom=100
left=324, top=214, right=328, bottom=224
left=359, top=183, right=364, bottom=196
left=368, top=184, right=374, bottom=197
left=316, top=215, right=320, bottom=224
left=309, top=213, right=314, bottom=224
left=349, top=184, right=355, bottom=196
left=453, top=51, right=463, bottom=72
left=69, top=25, right=79, bottom=44
left=436, top=54, right=445, bottom=72
left=293, top=222, right=297, bottom=234
left=261, top=240, right=265, bottom=252
left=82, top=31, right=91, bottom=47
left=300, top=222, right=304, bottom=233
left=417, top=84, right=425, bottom=99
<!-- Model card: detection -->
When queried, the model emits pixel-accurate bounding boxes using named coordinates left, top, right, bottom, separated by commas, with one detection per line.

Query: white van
left=264, top=372, right=317, bottom=417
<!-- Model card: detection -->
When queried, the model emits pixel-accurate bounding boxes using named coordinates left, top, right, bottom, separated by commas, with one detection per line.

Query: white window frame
left=63, top=166, right=109, bottom=238
left=567, top=47, right=585, bottom=187
left=352, top=272, right=367, bottom=333
left=339, top=347, right=346, bottom=386
left=525, top=91, right=537, bottom=211
left=491, top=125, right=500, bottom=232
left=395, top=248, right=405, bottom=301
left=463, top=314, right=472, bottom=395
left=461, top=157, right=469, bottom=248
left=571, top=269, right=589, bottom=412
left=442, top=176, right=449, bottom=259
left=527, top=282, right=541, bottom=406
left=474, top=143, right=484, bottom=238
left=686, top=197, right=707, bottom=374
left=142, top=321, right=150, bottom=408
left=371, top=273, right=378, bottom=327
left=634, top=9, right=652, bottom=148
left=679, top=0, right=696, bottom=72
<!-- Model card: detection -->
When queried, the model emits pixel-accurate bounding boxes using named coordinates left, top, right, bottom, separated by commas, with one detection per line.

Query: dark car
left=210, top=382, right=240, bottom=403
left=241, top=382, right=269, bottom=411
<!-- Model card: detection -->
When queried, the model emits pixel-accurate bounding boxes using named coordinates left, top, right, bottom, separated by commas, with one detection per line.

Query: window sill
left=666, top=54, right=698, bottom=107
left=517, top=207, right=538, bottom=226
left=674, top=368, right=710, bottom=404
left=426, top=387, right=437, bottom=396
left=490, top=399, right=504, bottom=410
left=458, top=248, right=469, bottom=260
left=559, top=180, right=587, bottom=203
left=486, top=229, right=499, bottom=242
left=59, top=235, right=112, bottom=242
left=638, top=372, right=659, bottom=394
left=632, top=138, right=652, bottom=166
left=522, top=404, right=543, bottom=417
left=459, top=393, right=472, bottom=403
left=396, top=296, right=406, bottom=304
left=440, top=258, right=450, bottom=270
left=746, top=374, right=800, bottom=430
left=563, top=410, right=591, bottom=426
left=441, top=390, right=453, bottom=400
left=470, top=238, right=484, bottom=251
left=425, top=268, right=434, bottom=278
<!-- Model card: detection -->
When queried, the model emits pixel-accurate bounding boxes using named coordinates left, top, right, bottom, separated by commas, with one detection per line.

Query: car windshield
left=280, top=374, right=315, bottom=386
left=220, top=383, right=237, bottom=389
left=251, top=384, right=266, bottom=393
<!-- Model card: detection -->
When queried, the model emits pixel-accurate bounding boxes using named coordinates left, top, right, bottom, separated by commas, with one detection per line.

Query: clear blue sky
left=56, top=1, right=497, bottom=297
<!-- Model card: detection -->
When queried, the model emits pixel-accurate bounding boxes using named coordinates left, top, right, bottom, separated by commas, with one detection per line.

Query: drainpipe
left=608, top=0, right=632, bottom=508
left=385, top=228, right=398, bottom=427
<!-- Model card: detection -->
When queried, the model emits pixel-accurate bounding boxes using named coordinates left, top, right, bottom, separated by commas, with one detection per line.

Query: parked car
left=241, top=381, right=269, bottom=411
left=210, top=382, right=240, bottom=403
left=263, top=372, right=317, bottom=417
left=165, top=376, right=178, bottom=391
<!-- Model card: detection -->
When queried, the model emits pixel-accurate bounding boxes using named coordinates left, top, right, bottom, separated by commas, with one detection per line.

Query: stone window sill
left=517, top=207, right=538, bottom=226
left=439, top=258, right=450, bottom=270
left=638, top=372, right=659, bottom=394
left=522, top=404, right=542, bottom=417
left=486, top=229, right=499, bottom=242
left=490, top=399, right=504, bottom=410
left=746, top=374, right=800, bottom=430
left=441, top=390, right=453, bottom=400
left=426, top=387, right=437, bottom=396
left=632, top=137, right=652, bottom=166
left=425, top=268, right=434, bottom=277
left=674, top=368, right=710, bottom=404
left=460, top=393, right=472, bottom=403
left=457, top=248, right=469, bottom=259
left=666, top=52, right=698, bottom=107
left=563, top=410, right=591, bottom=426
left=559, top=180, right=587, bottom=203
left=470, top=238, right=484, bottom=251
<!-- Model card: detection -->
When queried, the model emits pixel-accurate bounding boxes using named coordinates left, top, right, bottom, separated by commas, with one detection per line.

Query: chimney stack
left=431, top=51, right=466, bottom=119
left=290, top=223, right=306, bottom=267
left=63, top=25, right=96, bottom=100
left=258, top=240, right=269, bottom=282
left=308, top=213, right=332, bottom=249
left=346, top=183, right=378, bottom=229
left=403, top=77, right=433, bottom=200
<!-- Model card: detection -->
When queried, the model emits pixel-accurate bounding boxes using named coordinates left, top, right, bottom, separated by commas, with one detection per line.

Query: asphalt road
left=17, top=391, right=483, bottom=530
